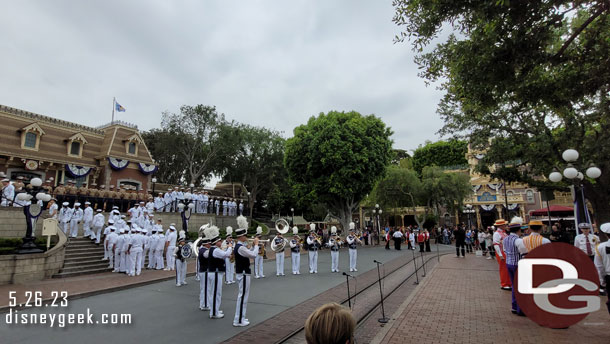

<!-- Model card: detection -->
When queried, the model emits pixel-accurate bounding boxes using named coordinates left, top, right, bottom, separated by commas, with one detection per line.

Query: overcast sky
left=1, top=0, right=445, bottom=153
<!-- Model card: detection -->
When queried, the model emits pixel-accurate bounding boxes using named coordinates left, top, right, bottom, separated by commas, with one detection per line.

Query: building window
left=128, top=142, right=136, bottom=154
left=526, top=190, right=535, bottom=204
left=24, top=132, right=37, bottom=148
left=70, top=141, right=81, bottom=155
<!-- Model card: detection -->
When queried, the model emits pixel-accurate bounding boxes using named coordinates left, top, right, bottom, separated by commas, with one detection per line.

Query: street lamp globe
left=42, top=194, right=52, bottom=202
left=178, top=203, right=185, bottom=211
left=563, top=165, right=578, bottom=179
left=379, top=209, right=383, bottom=214
left=16, top=193, right=31, bottom=201
left=548, top=171, right=563, bottom=183
left=30, top=178, right=43, bottom=187
left=372, top=209, right=376, bottom=214
left=291, top=208, right=294, bottom=212
left=189, top=183, right=194, bottom=188
left=562, top=149, right=579, bottom=162
left=152, top=177, right=157, bottom=183
left=576, top=172, right=584, bottom=181
left=188, top=203, right=195, bottom=210
left=35, top=192, right=46, bottom=201
left=586, top=165, right=602, bottom=179
left=375, top=204, right=379, bottom=209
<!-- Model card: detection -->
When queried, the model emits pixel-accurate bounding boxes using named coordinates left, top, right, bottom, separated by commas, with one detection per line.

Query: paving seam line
left=369, top=254, right=441, bottom=344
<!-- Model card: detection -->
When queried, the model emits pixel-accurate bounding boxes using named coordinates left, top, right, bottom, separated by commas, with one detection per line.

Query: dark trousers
left=507, top=264, right=520, bottom=312
left=419, top=243, right=425, bottom=252
left=456, top=241, right=465, bottom=257
left=466, top=242, right=473, bottom=253
left=385, top=239, right=390, bottom=250
left=394, top=239, right=401, bottom=250
left=605, top=275, right=610, bottom=314
left=364, top=237, right=368, bottom=245
left=425, top=240, right=431, bottom=252
left=480, top=242, right=487, bottom=255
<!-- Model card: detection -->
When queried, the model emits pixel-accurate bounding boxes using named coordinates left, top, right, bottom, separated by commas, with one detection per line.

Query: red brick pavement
left=372, top=255, right=609, bottom=344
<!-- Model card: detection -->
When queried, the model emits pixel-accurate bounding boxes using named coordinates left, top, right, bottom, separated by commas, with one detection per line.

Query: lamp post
left=151, top=177, right=157, bottom=197
left=291, top=207, right=294, bottom=227
left=548, top=149, right=601, bottom=233
left=464, top=204, right=475, bottom=230
left=6, top=178, right=51, bottom=254
left=247, top=191, right=252, bottom=218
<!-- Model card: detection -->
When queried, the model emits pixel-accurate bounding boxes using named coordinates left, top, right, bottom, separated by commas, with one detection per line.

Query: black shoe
left=501, top=286, right=512, bottom=291
left=511, top=309, right=518, bottom=314
left=517, top=311, right=526, bottom=317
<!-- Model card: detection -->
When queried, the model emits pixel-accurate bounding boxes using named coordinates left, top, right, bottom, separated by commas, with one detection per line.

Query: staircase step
left=66, top=241, right=99, bottom=247
left=65, top=252, right=105, bottom=259
left=63, top=258, right=108, bottom=266
left=53, top=267, right=113, bottom=278
left=65, top=247, right=105, bottom=253
left=59, top=263, right=113, bottom=273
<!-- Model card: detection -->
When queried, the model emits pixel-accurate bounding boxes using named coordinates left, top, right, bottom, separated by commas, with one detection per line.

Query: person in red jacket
left=418, top=231, right=425, bottom=252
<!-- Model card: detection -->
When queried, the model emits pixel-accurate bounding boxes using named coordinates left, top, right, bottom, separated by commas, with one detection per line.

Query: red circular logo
left=514, top=243, right=600, bottom=328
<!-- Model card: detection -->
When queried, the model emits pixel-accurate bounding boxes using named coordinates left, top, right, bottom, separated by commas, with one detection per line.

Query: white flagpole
left=112, top=97, right=116, bottom=123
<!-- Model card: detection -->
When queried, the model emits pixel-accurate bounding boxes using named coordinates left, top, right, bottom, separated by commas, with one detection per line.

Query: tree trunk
left=585, top=181, right=610, bottom=242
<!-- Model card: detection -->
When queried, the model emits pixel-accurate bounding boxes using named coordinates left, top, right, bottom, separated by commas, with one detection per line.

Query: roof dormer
left=66, top=132, right=88, bottom=158
left=19, top=123, right=46, bottom=151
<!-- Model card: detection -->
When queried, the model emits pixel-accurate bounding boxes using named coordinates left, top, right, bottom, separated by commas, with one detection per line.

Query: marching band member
left=254, top=226, right=266, bottom=278
left=224, top=227, right=236, bottom=284
left=204, top=225, right=232, bottom=319
left=346, top=223, right=361, bottom=272
left=273, top=230, right=287, bottom=276
left=232, top=216, right=259, bottom=327
left=492, top=219, right=512, bottom=290
left=307, top=223, right=321, bottom=274
left=174, top=231, right=188, bottom=286
left=594, top=223, right=610, bottom=312
left=290, top=227, right=302, bottom=275
left=327, top=226, right=340, bottom=273
left=198, top=236, right=211, bottom=311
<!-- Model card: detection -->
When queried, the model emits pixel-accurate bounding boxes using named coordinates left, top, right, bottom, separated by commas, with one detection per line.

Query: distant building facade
left=0, top=104, right=157, bottom=190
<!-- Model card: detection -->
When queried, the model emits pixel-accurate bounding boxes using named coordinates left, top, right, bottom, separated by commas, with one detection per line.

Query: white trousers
left=103, top=238, right=109, bottom=259
left=130, top=248, right=143, bottom=275
left=276, top=251, right=285, bottom=275
left=108, top=248, right=115, bottom=268
left=61, top=221, right=69, bottom=234
left=69, top=220, right=79, bottom=237
left=234, top=273, right=251, bottom=324
left=349, top=249, right=357, bottom=271
left=83, top=220, right=92, bottom=237
left=202, top=202, right=208, bottom=214
left=94, top=226, right=103, bottom=243
left=141, top=248, right=148, bottom=269
left=175, top=259, right=187, bottom=285
left=113, top=249, right=121, bottom=272
left=254, top=255, right=264, bottom=277
left=199, top=271, right=209, bottom=309
left=225, top=259, right=235, bottom=283
left=155, top=249, right=164, bottom=269
left=331, top=250, right=339, bottom=272
left=166, top=246, right=176, bottom=270
left=291, top=252, right=300, bottom=274
left=147, top=248, right=155, bottom=268
left=208, top=271, right=224, bottom=317
left=309, top=250, right=318, bottom=273
left=120, top=251, right=128, bottom=272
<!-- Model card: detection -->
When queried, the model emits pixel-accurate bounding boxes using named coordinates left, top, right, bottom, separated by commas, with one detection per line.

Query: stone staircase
left=53, top=238, right=112, bottom=278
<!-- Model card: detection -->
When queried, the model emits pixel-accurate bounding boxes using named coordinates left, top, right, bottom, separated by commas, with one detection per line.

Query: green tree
left=220, top=124, right=286, bottom=218
left=393, top=1, right=610, bottom=223
left=141, top=128, right=187, bottom=185
left=161, top=105, right=237, bottom=186
left=285, top=111, right=393, bottom=230
left=412, top=140, right=468, bottom=175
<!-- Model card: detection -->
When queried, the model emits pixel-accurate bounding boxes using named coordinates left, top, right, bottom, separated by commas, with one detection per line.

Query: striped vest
left=523, top=233, right=544, bottom=253
left=502, top=234, right=521, bottom=266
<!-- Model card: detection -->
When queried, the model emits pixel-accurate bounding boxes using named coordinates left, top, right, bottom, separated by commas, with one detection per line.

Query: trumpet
left=248, top=238, right=270, bottom=243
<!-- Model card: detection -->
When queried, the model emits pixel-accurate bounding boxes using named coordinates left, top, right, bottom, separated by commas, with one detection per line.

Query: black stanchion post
left=373, top=260, right=389, bottom=323
left=411, top=249, right=419, bottom=285
left=436, top=241, right=440, bottom=262
left=343, top=272, right=352, bottom=309
left=420, top=250, right=427, bottom=277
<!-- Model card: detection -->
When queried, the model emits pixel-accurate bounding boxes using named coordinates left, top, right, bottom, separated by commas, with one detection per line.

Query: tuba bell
left=271, top=218, right=289, bottom=252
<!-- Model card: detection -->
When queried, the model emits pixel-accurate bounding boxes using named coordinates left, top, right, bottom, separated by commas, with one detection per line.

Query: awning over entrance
left=529, top=205, right=573, bottom=216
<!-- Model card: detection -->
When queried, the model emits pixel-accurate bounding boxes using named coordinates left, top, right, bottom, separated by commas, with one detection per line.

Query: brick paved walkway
left=372, top=255, right=609, bottom=344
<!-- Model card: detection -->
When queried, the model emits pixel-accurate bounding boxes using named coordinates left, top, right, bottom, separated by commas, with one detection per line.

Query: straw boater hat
left=235, top=215, right=249, bottom=236
left=508, top=217, right=523, bottom=232
left=494, top=219, right=507, bottom=227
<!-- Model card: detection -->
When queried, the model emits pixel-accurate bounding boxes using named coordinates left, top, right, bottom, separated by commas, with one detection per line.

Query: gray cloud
left=0, top=0, right=445, bottom=153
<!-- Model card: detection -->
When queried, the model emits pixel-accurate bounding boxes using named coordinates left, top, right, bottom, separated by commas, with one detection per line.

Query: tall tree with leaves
left=142, top=128, right=187, bottom=185
left=161, top=105, right=236, bottom=186
left=412, top=140, right=468, bottom=175
left=393, top=1, right=610, bottom=223
left=285, top=111, right=394, bottom=230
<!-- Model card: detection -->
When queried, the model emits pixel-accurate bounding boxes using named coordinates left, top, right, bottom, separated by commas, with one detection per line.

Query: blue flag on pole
left=115, top=101, right=126, bottom=112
